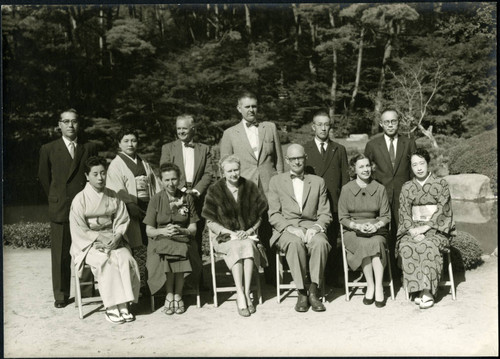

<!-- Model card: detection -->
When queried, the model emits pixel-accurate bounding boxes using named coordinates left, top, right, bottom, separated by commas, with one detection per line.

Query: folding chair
left=340, top=224, right=395, bottom=301
left=209, top=230, right=263, bottom=307
left=74, top=263, right=103, bottom=319
left=404, top=248, right=456, bottom=301
left=276, top=250, right=325, bottom=303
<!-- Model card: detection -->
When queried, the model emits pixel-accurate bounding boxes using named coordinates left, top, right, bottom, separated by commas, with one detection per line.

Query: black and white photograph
left=2, top=2, right=497, bottom=357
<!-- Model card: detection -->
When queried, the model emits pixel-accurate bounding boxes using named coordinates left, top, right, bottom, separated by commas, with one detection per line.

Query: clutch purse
left=170, top=234, right=190, bottom=243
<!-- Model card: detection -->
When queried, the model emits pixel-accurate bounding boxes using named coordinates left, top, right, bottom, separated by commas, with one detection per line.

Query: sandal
left=419, top=299, right=434, bottom=309
left=162, top=297, right=174, bottom=315
left=120, top=310, right=135, bottom=322
left=105, top=311, right=125, bottom=324
left=174, top=299, right=185, bottom=314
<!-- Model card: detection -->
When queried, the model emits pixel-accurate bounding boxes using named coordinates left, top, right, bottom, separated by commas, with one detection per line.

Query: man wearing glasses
left=38, top=109, right=98, bottom=308
left=268, top=144, right=332, bottom=313
left=364, top=109, right=417, bottom=278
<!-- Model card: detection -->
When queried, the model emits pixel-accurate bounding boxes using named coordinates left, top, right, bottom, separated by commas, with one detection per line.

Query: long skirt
left=343, top=231, right=387, bottom=271
left=398, top=230, right=449, bottom=295
left=85, top=247, right=140, bottom=308
left=214, top=238, right=260, bottom=270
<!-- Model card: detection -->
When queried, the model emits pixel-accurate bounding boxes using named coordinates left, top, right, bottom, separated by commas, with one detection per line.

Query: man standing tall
left=364, top=109, right=417, bottom=276
left=304, top=111, right=349, bottom=285
left=38, top=109, right=98, bottom=308
left=219, top=91, right=284, bottom=194
left=160, top=114, right=213, bottom=281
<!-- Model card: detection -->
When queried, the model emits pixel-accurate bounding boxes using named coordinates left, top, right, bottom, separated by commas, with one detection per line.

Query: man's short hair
left=60, top=108, right=78, bottom=119
left=237, top=90, right=257, bottom=103
left=380, top=108, right=399, bottom=119
left=176, top=114, right=195, bottom=125
left=312, top=110, right=331, bottom=123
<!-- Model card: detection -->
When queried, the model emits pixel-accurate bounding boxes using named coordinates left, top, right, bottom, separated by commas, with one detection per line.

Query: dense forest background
left=2, top=2, right=497, bottom=206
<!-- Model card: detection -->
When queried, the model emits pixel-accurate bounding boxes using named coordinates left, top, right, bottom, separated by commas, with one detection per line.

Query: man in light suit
left=38, top=109, right=98, bottom=308
left=268, top=144, right=332, bottom=312
left=364, top=109, right=417, bottom=276
left=219, top=91, right=284, bottom=194
left=304, top=111, right=349, bottom=286
left=159, top=114, right=213, bottom=283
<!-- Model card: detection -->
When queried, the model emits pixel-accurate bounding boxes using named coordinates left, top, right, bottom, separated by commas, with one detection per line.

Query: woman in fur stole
left=202, top=155, right=268, bottom=317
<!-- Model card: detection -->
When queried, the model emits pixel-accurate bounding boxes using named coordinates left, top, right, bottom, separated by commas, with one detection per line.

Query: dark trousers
left=388, top=207, right=401, bottom=283
left=325, top=215, right=343, bottom=285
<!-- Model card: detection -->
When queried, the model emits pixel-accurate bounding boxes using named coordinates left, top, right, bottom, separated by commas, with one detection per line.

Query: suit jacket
left=38, top=137, right=98, bottom=223
left=268, top=173, right=332, bottom=247
left=219, top=121, right=284, bottom=194
left=159, top=139, right=213, bottom=197
left=364, top=134, right=417, bottom=208
left=304, top=139, right=349, bottom=213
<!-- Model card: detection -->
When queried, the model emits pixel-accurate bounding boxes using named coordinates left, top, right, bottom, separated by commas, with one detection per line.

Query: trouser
left=276, top=231, right=331, bottom=290
left=324, top=215, right=343, bottom=284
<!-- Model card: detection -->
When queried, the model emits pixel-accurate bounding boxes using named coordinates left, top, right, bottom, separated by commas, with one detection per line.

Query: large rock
left=452, top=200, right=494, bottom=223
left=444, top=174, right=496, bottom=200
left=346, top=133, right=369, bottom=141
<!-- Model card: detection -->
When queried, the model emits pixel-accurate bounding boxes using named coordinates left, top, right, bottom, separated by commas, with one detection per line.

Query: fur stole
left=202, top=177, right=268, bottom=231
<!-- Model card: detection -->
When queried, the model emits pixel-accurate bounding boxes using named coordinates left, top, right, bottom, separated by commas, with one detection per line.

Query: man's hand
left=286, top=226, right=305, bottom=241
left=303, top=227, right=319, bottom=244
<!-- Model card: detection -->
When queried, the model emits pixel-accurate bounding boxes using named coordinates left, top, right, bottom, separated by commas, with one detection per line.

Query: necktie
left=389, top=138, right=395, bottom=167
left=291, top=174, right=304, bottom=181
left=245, top=121, right=258, bottom=128
left=320, top=142, right=326, bottom=157
left=184, top=143, right=195, bottom=148
left=68, top=141, right=75, bottom=159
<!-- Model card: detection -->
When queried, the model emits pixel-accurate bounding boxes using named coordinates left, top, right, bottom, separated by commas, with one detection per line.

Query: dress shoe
left=308, top=293, right=326, bottom=312
left=294, top=293, right=310, bottom=313
left=237, top=307, right=251, bottom=317
left=375, top=299, right=386, bottom=308
left=54, top=300, right=67, bottom=308
left=363, top=296, right=375, bottom=305
left=247, top=303, right=256, bottom=314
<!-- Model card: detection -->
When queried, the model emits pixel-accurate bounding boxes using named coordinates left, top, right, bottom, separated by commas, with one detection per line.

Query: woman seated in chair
left=202, top=155, right=268, bottom=317
left=397, top=148, right=456, bottom=309
left=70, top=156, right=140, bottom=324
left=338, top=154, right=391, bottom=308
left=144, top=163, right=202, bottom=315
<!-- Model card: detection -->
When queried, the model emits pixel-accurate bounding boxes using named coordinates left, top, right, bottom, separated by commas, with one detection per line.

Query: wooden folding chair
left=276, top=250, right=325, bottom=303
left=74, top=263, right=103, bottom=319
left=340, top=224, right=395, bottom=301
left=209, top=230, right=263, bottom=307
left=404, top=248, right=456, bottom=301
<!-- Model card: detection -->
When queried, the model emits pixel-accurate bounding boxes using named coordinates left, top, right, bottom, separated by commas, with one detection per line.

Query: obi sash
left=412, top=205, right=438, bottom=222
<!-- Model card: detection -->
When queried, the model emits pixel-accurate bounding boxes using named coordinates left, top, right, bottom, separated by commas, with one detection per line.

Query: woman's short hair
left=85, top=156, right=108, bottom=174
left=116, top=127, right=139, bottom=143
left=410, top=147, right=431, bottom=164
left=159, top=162, right=181, bottom=179
left=348, top=153, right=374, bottom=179
left=219, top=154, right=241, bottom=173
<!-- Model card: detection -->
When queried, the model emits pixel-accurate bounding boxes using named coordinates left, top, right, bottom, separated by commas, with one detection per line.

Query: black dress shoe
left=294, top=293, right=310, bottom=313
left=308, top=293, right=326, bottom=312
left=363, top=296, right=375, bottom=305
left=375, top=299, right=386, bottom=308
left=54, top=300, right=67, bottom=308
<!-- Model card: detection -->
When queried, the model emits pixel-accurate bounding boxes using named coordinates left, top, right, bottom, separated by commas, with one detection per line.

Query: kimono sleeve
left=427, top=178, right=456, bottom=235
left=112, top=197, right=130, bottom=237
left=397, top=182, right=415, bottom=238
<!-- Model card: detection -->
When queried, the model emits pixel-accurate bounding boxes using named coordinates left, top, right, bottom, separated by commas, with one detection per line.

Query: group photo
left=2, top=2, right=498, bottom=357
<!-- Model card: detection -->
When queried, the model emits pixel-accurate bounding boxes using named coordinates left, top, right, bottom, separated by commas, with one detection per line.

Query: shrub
left=450, top=230, right=484, bottom=271
left=448, top=129, right=497, bottom=195
left=3, top=222, right=51, bottom=249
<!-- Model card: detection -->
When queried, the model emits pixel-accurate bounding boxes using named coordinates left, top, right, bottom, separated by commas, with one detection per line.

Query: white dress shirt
left=290, top=172, right=304, bottom=213
left=314, top=137, right=328, bottom=154
left=62, top=136, right=77, bottom=157
left=182, top=141, right=195, bottom=183
left=383, top=134, right=398, bottom=155
left=242, top=119, right=259, bottom=159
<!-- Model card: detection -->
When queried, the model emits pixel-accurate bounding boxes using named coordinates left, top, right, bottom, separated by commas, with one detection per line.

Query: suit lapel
left=67, top=140, right=83, bottom=181
left=301, top=176, right=312, bottom=209
left=306, top=141, right=323, bottom=175
left=393, top=136, right=406, bottom=174
left=175, top=140, right=187, bottom=187
left=236, top=122, right=257, bottom=161
left=376, top=136, right=393, bottom=172
left=257, top=122, right=265, bottom=162
left=320, top=141, right=337, bottom=176
left=193, top=143, right=202, bottom=182
left=284, top=175, right=298, bottom=205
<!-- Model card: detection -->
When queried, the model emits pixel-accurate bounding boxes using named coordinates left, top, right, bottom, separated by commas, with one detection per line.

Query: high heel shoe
left=162, top=298, right=174, bottom=315
left=363, top=296, right=375, bottom=305
left=174, top=299, right=185, bottom=314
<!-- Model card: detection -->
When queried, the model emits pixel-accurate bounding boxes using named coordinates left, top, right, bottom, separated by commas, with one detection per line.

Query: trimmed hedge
left=450, top=230, right=484, bottom=271
left=3, top=222, right=51, bottom=249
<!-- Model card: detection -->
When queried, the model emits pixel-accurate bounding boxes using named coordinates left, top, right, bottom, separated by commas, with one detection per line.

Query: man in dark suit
left=268, top=144, right=332, bottom=313
left=364, top=109, right=417, bottom=277
left=304, top=111, right=349, bottom=286
left=159, top=114, right=213, bottom=284
left=38, top=109, right=98, bottom=308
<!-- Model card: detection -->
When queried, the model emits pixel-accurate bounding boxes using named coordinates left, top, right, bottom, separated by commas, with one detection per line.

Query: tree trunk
left=244, top=4, right=251, bottom=36
left=291, top=4, right=301, bottom=52
left=328, top=9, right=337, bottom=120
left=214, top=4, right=220, bottom=40
left=348, top=26, right=364, bottom=115
left=155, top=5, right=165, bottom=39
left=372, top=36, right=392, bottom=134
left=206, top=4, right=211, bottom=38
left=417, top=124, right=439, bottom=148
left=99, top=7, right=104, bottom=66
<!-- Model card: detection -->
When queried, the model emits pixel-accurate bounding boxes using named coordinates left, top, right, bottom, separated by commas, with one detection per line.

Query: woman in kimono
left=397, top=148, right=456, bottom=309
left=106, top=127, right=160, bottom=248
left=144, top=163, right=202, bottom=315
left=70, top=156, right=140, bottom=324
left=338, top=154, right=391, bottom=307
left=202, top=155, right=268, bottom=317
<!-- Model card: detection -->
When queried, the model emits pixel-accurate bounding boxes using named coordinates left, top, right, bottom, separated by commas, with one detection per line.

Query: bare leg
left=231, top=261, right=247, bottom=309
left=243, top=258, right=254, bottom=305
left=361, top=257, right=374, bottom=299
left=174, top=273, right=185, bottom=298
left=372, top=255, right=385, bottom=302
left=166, top=272, right=175, bottom=302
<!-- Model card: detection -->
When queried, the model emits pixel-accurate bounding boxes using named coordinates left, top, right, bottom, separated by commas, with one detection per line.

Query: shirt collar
left=314, top=137, right=328, bottom=147
left=347, top=179, right=378, bottom=196
left=242, top=119, right=258, bottom=127
left=384, top=134, right=398, bottom=144
left=62, top=136, right=77, bottom=146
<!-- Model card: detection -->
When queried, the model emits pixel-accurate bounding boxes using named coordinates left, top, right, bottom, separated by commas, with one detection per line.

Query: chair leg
left=256, top=269, right=263, bottom=305
left=447, top=252, right=456, bottom=300
left=196, top=281, right=201, bottom=308
left=405, top=284, right=409, bottom=301
left=150, top=294, right=155, bottom=312
left=74, top=270, right=83, bottom=320
left=386, top=250, right=395, bottom=300
left=276, top=253, right=281, bottom=304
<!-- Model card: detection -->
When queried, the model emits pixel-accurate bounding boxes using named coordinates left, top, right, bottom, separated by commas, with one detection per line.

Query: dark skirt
left=343, top=231, right=387, bottom=271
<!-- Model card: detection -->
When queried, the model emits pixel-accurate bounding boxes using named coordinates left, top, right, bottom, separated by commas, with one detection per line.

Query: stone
left=346, top=133, right=369, bottom=142
left=452, top=200, right=494, bottom=224
left=444, top=174, right=496, bottom=201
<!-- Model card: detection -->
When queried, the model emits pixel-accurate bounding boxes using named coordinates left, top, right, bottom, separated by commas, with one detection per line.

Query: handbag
left=170, top=234, right=190, bottom=243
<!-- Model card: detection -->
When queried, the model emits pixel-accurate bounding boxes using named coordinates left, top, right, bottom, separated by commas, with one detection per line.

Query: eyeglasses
left=381, top=120, right=398, bottom=126
left=287, top=156, right=306, bottom=162
left=60, top=120, right=78, bottom=125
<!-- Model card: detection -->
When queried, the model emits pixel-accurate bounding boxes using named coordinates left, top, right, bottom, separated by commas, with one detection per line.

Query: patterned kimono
left=396, top=174, right=456, bottom=295
left=70, top=183, right=140, bottom=307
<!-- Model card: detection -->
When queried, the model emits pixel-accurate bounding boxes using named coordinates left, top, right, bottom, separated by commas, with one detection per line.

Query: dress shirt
left=226, top=181, right=239, bottom=201
left=62, top=136, right=78, bottom=157
left=182, top=141, right=195, bottom=183
left=314, top=137, right=328, bottom=154
left=383, top=134, right=398, bottom=156
left=242, top=119, right=259, bottom=159
left=290, top=171, right=304, bottom=213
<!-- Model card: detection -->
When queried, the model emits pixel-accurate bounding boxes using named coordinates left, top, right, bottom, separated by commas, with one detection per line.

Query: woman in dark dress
left=338, top=154, right=391, bottom=307
left=144, top=163, right=202, bottom=315
left=397, top=148, right=456, bottom=309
